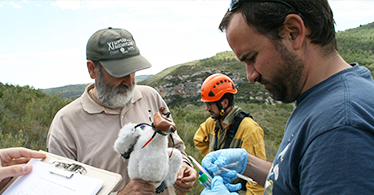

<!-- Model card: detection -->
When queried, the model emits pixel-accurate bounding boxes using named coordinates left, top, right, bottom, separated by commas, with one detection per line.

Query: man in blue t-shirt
left=201, top=0, right=374, bottom=195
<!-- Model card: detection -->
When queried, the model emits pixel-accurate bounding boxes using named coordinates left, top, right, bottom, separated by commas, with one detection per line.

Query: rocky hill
left=138, top=51, right=274, bottom=107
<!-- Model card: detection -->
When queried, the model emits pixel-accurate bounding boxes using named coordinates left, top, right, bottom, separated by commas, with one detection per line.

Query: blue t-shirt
left=264, top=63, right=374, bottom=194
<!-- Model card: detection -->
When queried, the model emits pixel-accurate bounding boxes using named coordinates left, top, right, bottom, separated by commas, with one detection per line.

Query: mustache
left=114, top=84, right=131, bottom=93
left=258, top=75, right=271, bottom=85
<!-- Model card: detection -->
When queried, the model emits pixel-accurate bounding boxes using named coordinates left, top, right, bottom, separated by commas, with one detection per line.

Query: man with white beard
left=47, top=27, right=196, bottom=195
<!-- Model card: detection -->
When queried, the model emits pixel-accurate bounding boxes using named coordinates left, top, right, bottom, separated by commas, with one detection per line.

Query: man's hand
left=174, top=162, right=197, bottom=195
left=117, top=179, right=155, bottom=195
left=0, top=147, right=47, bottom=190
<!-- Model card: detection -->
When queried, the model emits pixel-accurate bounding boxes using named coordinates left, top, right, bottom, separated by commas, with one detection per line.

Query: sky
left=1, top=0, right=374, bottom=89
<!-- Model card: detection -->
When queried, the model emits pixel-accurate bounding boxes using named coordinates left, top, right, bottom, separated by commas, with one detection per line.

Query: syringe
left=188, top=155, right=213, bottom=187
left=206, top=161, right=257, bottom=184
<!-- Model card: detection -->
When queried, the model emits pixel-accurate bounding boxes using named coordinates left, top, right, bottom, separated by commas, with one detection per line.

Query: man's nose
left=121, top=75, right=133, bottom=88
left=246, top=64, right=260, bottom=83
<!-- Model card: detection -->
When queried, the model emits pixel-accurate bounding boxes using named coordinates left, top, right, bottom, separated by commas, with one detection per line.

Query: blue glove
left=213, top=168, right=239, bottom=184
left=202, top=148, right=248, bottom=175
left=201, top=175, right=240, bottom=195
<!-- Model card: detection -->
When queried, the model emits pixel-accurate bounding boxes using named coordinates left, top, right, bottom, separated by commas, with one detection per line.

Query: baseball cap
left=86, top=27, right=152, bottom=78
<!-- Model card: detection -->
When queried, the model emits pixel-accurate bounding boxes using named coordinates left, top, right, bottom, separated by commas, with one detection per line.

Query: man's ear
left=221, top=99, right=229, bottom=109
left=87, top=60, right=96, bottom=79
left=282, top=14, right=306, bottom=50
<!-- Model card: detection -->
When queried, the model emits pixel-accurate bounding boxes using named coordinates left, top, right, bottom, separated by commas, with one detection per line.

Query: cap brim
left=100, top=55, right=152, bottom=78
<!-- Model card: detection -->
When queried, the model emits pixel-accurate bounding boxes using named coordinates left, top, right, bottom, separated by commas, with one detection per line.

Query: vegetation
left=41, top=75, right=153, bottom=98
left=1, top=22, right=374, bottom=194
left=337, top=22, right=374, bottom=76
left=0, top=83, right=72, bottom=150
left=42, top=84, right=89, bottom=98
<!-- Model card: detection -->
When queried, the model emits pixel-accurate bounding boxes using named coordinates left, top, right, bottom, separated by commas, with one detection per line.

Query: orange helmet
left=201, top=73, right=237, bottom=102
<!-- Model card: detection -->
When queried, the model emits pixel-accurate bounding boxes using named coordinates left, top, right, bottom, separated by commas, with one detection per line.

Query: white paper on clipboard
left=2, top=159, right=103, bottom=195
left=0, top=151, right=122, bottom=195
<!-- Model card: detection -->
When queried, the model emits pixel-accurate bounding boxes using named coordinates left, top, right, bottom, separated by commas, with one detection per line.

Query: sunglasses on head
left=229, top=0, right=304, bottom=19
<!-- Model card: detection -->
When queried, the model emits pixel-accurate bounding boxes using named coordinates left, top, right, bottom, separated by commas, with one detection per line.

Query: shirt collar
left=222, top=106, right=242, bottom=125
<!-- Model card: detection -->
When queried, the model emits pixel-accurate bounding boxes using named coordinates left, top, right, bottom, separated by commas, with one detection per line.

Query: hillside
left=0, top=83, right=72, bottom=149
left=43, top=22, right=374, bottom=107
left=42, top=75, right=153, bottom=98
left=337, top=21, right=374, bottom=73
left=42, top=83, right=90, bottom=98
left=138, top=51, right=273, bottom=107
left=139, top=22, right=374, bottom=107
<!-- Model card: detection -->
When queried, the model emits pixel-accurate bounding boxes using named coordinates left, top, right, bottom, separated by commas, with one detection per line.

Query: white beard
left=95, top=70, right=135, bottom=108
left=106, top=87, right=134, bottom=108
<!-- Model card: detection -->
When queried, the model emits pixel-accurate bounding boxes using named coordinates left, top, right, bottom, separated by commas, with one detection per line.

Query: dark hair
left=218, top=93, right=235, bottom=107
left=219, top=0, right=337, bottom=53
left=93, top=61, right=102, bottom=69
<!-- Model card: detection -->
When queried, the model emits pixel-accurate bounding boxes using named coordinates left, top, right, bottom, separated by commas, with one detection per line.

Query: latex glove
left=213, top=168, right=238, bottom=184
left=202, top=148, right=248, bottom=175
left=201, top=176, right=240, bottom=195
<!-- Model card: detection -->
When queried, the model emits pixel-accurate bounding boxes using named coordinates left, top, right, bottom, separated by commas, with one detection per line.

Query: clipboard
left=0, top=151, right=122, bottom=195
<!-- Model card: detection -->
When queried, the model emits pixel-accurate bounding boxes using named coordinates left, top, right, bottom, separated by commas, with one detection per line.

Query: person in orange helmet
left=193, top=73, right=266, bottom=195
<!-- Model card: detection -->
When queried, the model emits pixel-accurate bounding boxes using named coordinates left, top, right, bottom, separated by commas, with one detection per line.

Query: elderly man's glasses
left=229, top=0, right=304, bottom=19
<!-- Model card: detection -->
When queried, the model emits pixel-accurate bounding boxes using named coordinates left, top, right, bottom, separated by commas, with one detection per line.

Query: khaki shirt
left=47, top=84, right=190, bottom=194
